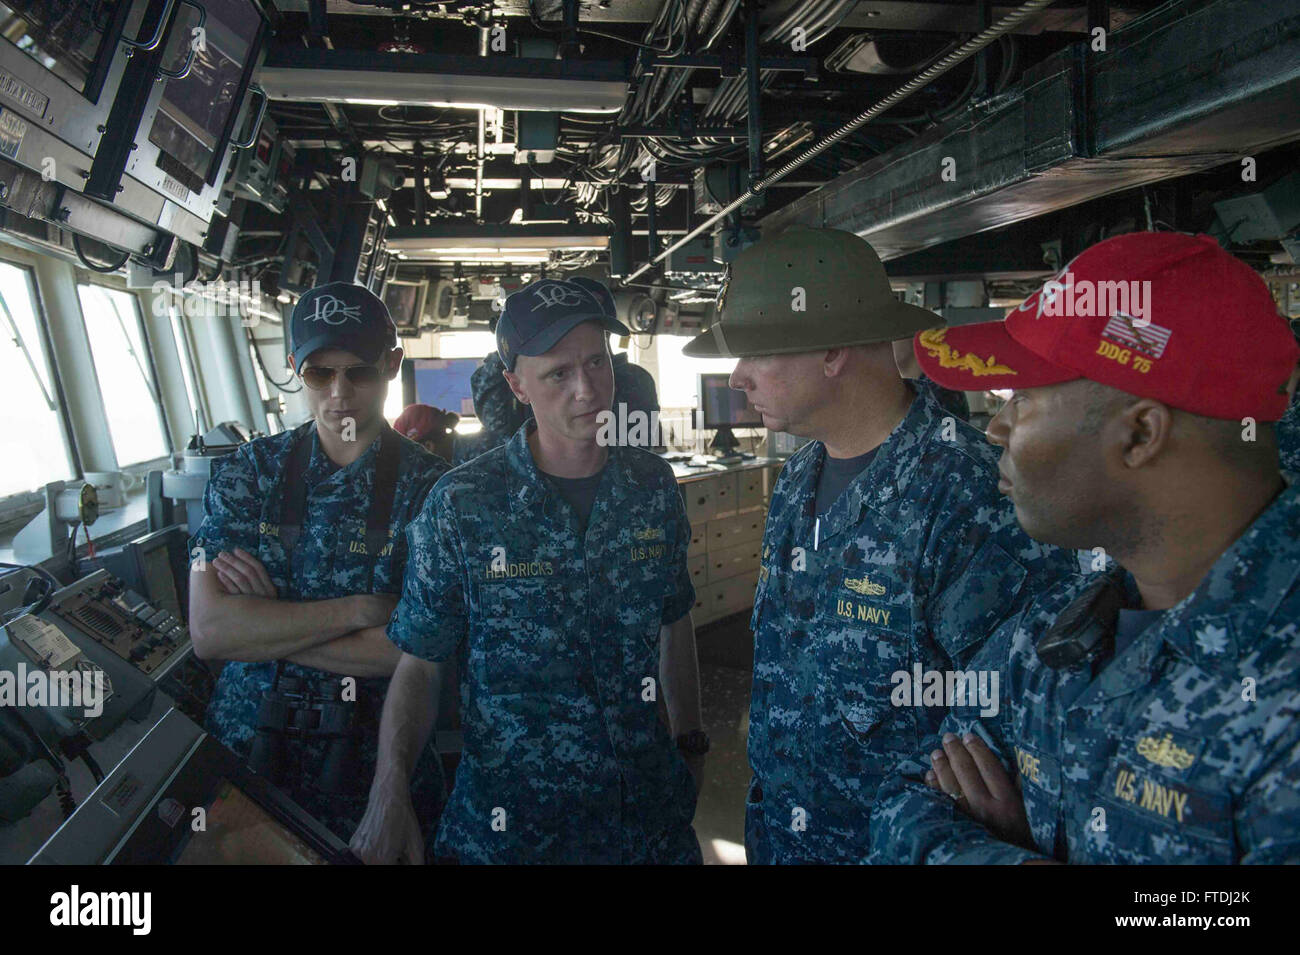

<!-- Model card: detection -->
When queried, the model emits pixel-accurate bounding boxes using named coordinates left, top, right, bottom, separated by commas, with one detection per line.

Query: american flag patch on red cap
left=1100, top=313, right=1173, bottom=359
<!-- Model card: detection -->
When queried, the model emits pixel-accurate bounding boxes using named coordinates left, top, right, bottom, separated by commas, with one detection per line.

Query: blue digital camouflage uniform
left=189, top=421, right=449, bottom=842
left=388, top=421, right=701, bottom=864
left=1277, top=393, right=1300, bottom=475
left=746, top=383, right=1078, bottom=863
left=914, top=374, right=970, bottom=422
left=467, top=351, right=528, bottom=457
left=870, top=480, right=1300, bottom=864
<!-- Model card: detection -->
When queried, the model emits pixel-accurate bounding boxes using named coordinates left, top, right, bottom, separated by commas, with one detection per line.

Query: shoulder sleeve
left=387, top=481, right=469, bottom=662
left=188, top=445, right=262, bottom=560
left=920, top=449, right=1076, bottom=668
left=410, top=453, right=451, bottom=509
left=1238, top=646, right=1300, bottom=862
left=388, top=450, right=452, bottom=592
left=661, top=470, right=695, bottom=625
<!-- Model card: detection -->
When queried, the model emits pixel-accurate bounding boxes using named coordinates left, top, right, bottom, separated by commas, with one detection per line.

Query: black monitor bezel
left=148, top=0, right=270, bottom=190
left=698, top=371, right=763, bottom=430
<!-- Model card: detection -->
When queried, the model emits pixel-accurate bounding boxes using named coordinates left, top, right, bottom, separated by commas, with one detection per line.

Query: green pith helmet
left=682, top=226, right=939, bottom=358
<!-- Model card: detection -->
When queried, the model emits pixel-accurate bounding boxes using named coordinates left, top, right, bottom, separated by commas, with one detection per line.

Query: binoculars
left=248, top=672, right=362, bottom=795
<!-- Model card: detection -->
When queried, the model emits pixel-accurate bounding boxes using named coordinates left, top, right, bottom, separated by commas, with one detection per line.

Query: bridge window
left=167, top=302, right=205, bottom=435
left=0, top=261, right=74, bottom=497
left=655, top=334, right=737, bottom=408
left=78, top=284, right=170, bottom=467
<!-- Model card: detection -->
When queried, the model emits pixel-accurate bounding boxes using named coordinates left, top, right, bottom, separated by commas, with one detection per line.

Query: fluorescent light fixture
left=410, top=245, right=606, bottom=254
left=258, top=51, right=628, bottom=113
left=385, top=225, right=609, bottom=262
left=444, top=177, right=570, bottom=191
left=431, top=254, right=551, bottom=264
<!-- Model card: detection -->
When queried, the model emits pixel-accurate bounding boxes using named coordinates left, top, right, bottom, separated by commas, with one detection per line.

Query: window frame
left=167, top=297, right=210, bottom=436
left=0, top=256, right=80, bottom=521
left=77, top=280, right=175, bottom=469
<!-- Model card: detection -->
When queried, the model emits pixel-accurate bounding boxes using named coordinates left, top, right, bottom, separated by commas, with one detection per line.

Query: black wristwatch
left=676, top=730, right=710, bottom=756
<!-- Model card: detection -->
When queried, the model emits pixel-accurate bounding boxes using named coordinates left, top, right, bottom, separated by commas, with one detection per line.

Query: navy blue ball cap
left=289, top=281, right=397, bottom=367
left=497, top=277, right=631, bottom=371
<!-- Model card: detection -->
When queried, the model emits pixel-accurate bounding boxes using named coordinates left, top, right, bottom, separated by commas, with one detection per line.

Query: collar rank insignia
left=1136, top=733, right=1196, bottom=770
left=844, top=576, right=886, bottom=596
left=1195, top=624, right=1229, bottom=656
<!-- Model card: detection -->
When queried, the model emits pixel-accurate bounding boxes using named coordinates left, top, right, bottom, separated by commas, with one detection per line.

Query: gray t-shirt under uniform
left=814, top=447, right=879, bottom=517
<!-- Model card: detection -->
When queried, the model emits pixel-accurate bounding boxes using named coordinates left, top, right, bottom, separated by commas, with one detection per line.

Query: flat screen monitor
left=0, top=0, right=127, bottom=100
left=699, top=372, right=763, bottom=429
left=95, top=525, right=190, bottom=621
left=139, top=539, right=183, bottom=619
left=413, top=358, right=479, bottom=418
left=145, top=0, right=263, bottom=190
left=382, top=278, right=429, bottom=335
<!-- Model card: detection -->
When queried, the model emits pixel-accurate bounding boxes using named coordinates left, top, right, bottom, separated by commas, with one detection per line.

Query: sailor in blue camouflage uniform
left=189, top=282, right=448, bottom=845
left=872, top=232, right=1300, bottom=864
left=351, top=276, right=706, bottom=865
left=683, top=227, right=1077, bottom=863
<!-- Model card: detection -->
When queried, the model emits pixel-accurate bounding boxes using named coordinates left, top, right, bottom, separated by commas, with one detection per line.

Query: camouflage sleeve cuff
left=933, top=837, right=1048, bottom=866
left=661, top=585, right=696, bottom=626
left=386, top=598, right=465, bottom=663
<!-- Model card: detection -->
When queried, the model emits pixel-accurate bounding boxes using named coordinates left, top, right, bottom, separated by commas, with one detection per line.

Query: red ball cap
left=913, top=232, right=1299, bottom=421
left=394, top=403, right=447, bottom=442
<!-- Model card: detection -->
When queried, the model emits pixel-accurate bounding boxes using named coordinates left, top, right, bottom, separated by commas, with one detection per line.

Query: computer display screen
left=0, top=1, right=119, bottom=98
left=383, top=280, right=427, bottom=332
left=146, top=0, right=262, bottom=187
left=413, top=358, right=479, bottom=418
left=140, top=543, right=181, bottom=619
left=699, top=373, right=763, bottom=428
left=173, top=780, right=327, bottom=865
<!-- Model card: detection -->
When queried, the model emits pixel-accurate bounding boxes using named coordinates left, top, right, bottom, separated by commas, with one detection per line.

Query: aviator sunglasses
left=298, top=360, right=388, bottom=390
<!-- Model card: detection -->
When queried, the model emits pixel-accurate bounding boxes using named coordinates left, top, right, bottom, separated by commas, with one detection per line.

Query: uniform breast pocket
left=933, top=539, right=1028, bottom=661
left=476, top=579, right=579, bottom=696
left=821, top=566, right=913, bottom=682
left=1093, top=741, right=1235, bottom=864
left=831, top=694, right=903, bottom=795
left=330, top=523, right=379, bottom=592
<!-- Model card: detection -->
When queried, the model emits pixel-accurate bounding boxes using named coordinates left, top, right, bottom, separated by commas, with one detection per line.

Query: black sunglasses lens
left=300, top=366, right=336, bottom=389
left=344, top=365, right=383, bottom=385
left=301, top=364, right=384, bottom=388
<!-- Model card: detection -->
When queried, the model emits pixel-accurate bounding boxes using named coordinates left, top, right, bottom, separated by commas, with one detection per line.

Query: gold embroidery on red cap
left=918, top=327, right=1017, bottom=377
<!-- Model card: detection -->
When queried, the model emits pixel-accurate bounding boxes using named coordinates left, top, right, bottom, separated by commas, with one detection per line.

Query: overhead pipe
left=622, top=0, right=1059, bottom=284
left=475, top=24, right=489, bottom=222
